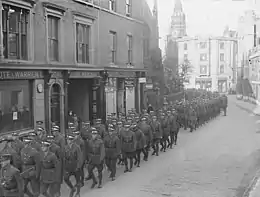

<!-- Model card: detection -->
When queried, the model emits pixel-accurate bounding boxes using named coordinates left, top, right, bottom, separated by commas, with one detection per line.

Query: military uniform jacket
left=0, top=164, right=23, bottom=197
left=73, top=136, right=85, bottom=167
left=134, top=129, right=145, bottom=150
left=103, top=134, right=120, bottom=158
left=150, top=121, right=162, bottom=139
left=40, top=151, right=58, bottom=183
left=160, top=118, right=170, bottom=137
left=138, top=122, right=153, bottom=144
left=64, top=143, right=81, bottom=172
left=10, top=139, right=24, bottom=154
left=88, top=138, right=105, bottom=164
left=3, top=145, right=22, bottom=170
left=120, top=130, right=136, bottom=153
left=169, top=115, right=178, bottom=131
left=20, top=146, right=41, bottom=179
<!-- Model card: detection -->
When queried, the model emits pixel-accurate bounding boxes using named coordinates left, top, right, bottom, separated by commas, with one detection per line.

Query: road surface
left=62, top=98, right=260, bottom=197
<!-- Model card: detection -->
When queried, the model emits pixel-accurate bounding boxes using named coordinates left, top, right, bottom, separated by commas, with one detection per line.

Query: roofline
left=176, top=36, right=238, bottom=42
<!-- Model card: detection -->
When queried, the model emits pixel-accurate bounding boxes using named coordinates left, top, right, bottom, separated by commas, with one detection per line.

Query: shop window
left=0, top=80, right=33, bottom=134
left=2, top=4, right=29, bottom=60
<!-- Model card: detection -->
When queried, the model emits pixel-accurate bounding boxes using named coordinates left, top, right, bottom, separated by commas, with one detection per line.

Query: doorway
left=50, top=83, right=61, bottom=126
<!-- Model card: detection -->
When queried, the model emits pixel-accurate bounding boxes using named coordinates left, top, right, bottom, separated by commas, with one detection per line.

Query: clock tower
left=170, top=0, right=187, bottom=39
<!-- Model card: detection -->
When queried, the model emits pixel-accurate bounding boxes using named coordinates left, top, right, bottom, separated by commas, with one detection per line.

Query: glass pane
left=48, top=17, right=52, bottom=38
left=0, top=80, right=32, bottom=134
left=9, top=10, right=19, bottom=33
left=21, top=35, right=27, bottom=60
left=8, top=33, right=18, bottom=58
left=77, top=43, right=83, bottom=63
left=53, top=40, right=58, bottom=61
left=3, top=32, right=7, bottom=58
left=77, top=24, right=83, bottom=43
left=85, top=44, right=89, bottom=63
left=21, top=11, right=28, bottom=34
left=84, top=26, right=90, bottom=45
left=52, top=17, right=58, bottom=39
left=50, top=84, right=60, bottom=125
left=2, top=10, right=7, bottom=32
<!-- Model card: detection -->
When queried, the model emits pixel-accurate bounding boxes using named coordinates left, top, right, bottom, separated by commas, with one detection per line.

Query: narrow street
left=62, top=98, right=260, bottom=197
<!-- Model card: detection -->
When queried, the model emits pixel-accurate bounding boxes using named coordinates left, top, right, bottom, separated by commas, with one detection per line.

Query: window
left=220, top=42, right=224, bottom=49
left=220, top=53, right=224, bottom=61
left=143, top=39, right=149, bottom=59
left=126, top=0, right=131, bottom=16
left=200, top=65, right=207, bottom=75
left=184, top=43, right=187, bottom=50
left=199, top=42, right=207, bottom=49
left=109, top=31, right=117, bottom=64
left=200, top=53, right=207, bottom=61
left=0, top=80, right=33, bottom=134
left=48, top=15, right=59, bottom=61
left=219, top=65, right=224, bottom=74
left=2, top=4, right=29, bottom=60
left=184, top=54, right=188, bottom=60
left=76, top=23, right=90, bottom=64
left=109, top=0, right=116, bottom=11
left=127, top=35, right=133, bottom=63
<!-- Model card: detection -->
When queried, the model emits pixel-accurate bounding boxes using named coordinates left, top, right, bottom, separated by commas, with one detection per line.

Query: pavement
left=60, top=96, right=260, bottom=197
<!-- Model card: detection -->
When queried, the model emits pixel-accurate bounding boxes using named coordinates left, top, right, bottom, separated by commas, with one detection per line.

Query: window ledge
left=42, top=2, right=66, bottom=13
left=3, top=0, right=35, bottom=7
left=1, top=59, right=33, bottom=64
left=72, top=10, right=97, bottom=20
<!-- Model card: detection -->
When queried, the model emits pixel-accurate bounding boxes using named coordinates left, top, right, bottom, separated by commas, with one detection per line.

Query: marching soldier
left=64, top=135, right=82, bottom=197
left=95, top=119, right=106, bottom=139
left=221, top=94, right=228, bottom=116
left=159, top=113, right=170, bottom=152
left=132, top=124, right=145, bottom=167
left=120, top=122, right=136, bottom=173
left=104, top=127, right=120, bottom=181
left=138, top=117, right=152, bottom=161
left=20, top=136, right=41, bottom=197
left=40, top=141, right=58, bottom=197
left=150, top=115, right=162, bottom=156
left=87, top=128, right=105, bottom=188
left=168, top=110, right=179, bottom=147
left=0, top=147, right=24, bottom=197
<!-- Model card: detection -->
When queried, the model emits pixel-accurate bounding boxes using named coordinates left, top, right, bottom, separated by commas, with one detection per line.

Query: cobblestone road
left=62, top=98, right=260, bottom=197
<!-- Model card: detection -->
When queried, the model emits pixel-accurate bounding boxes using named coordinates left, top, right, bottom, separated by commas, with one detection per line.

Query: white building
left=177, top=36, right=238, bottom=93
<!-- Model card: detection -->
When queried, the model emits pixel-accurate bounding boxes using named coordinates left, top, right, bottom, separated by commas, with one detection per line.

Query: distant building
left=177, top=36, right=238, bottom=93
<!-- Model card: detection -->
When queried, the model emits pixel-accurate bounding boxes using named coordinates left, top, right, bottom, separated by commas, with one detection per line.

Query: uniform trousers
left=87, top=161, right=104, bottom=184
left=105, top=157, right=117, bottom=178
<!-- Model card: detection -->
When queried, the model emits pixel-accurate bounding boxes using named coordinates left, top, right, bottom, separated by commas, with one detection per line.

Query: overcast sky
left=146, top=0, right=255, bottom=52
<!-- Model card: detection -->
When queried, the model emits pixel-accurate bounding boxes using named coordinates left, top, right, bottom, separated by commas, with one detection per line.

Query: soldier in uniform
left=95, top=119, right=106, bottom=139
left=150, top=115, right=162, bottom=156
left=20, top=137, right=41, bottom=197
left=138, top=117, right=152, bottom=161
left=132, top=124, right=145, bottom=167
left=221, top=94, right=228, bottom=116
left=168, top=110, right=179, bottom=147
left=72, top=131, right=85, bottom=187
left=120, top=122, right=136, bottom=173
left=159, top=113, right=170, bottom=152
left=115, top=121, right=124, bottom=165
left=64, top=135, right=82, bottom=197
left=40, top=141, right=58, bottom=197
left=87, top=129, right=105, bottom=188
left=0, top=148, right=24, bottom=197
left=103, top=127, right=120, bottom=181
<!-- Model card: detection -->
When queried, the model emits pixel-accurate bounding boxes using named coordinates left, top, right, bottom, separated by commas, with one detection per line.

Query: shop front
left=217, top=78, right=228, bottom=93
left=195, top=78, right=212, bottom=91
left=0, top=70, right=40, bottom=135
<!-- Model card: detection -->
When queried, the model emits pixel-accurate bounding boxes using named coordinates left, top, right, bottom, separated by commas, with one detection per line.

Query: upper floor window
left=126, top=0, right=131, bottom=16
left=127, top=35, right=133, bottom=63
left=199, top=42, right=207, bottom=49
left=200, top=53, right=207, bottom=61
left=219, top=65, right=224, bottom=74
left=200, top=65, right=207, bottom=75
left=2, top=4, right=29, bottom=60
left=184, top=43, right=187, bottom=50
left=219, top=42, right=224, bottom=49
left=109, top=0, right=116, bottom=12
left=109, top=31, right=117, bottom=64
left=76, top=23, right=90, bottom=64
left=220, top=53, right=225, bottom=61
left=184, top=54, right=188, bottom=60
left=48, top=15, right=59, bottom=62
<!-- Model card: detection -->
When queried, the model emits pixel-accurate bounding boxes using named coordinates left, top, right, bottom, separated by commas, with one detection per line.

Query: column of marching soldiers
left=0, top=91, right=227, bottom=197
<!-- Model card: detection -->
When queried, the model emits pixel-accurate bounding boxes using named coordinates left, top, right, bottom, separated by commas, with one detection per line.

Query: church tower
left=170, top=0, right=187, bottom=38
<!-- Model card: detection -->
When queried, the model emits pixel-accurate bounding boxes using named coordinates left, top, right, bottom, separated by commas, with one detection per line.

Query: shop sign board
left=0, top=70, right=43, bottom=80
left=70, top=71, right=99, bottom=78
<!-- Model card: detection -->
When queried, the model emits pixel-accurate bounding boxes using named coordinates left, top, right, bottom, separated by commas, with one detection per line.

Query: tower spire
left=174, top=0, right=183, bottom=12
left=153, top=0, right=159, bottom=48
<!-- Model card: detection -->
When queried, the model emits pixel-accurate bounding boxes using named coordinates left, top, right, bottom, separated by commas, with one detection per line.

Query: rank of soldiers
left=0, top=91, right=228, bottom=197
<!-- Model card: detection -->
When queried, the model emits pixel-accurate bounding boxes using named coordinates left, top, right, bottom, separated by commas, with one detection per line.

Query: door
left=50, top=83, right=61, bottom=126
